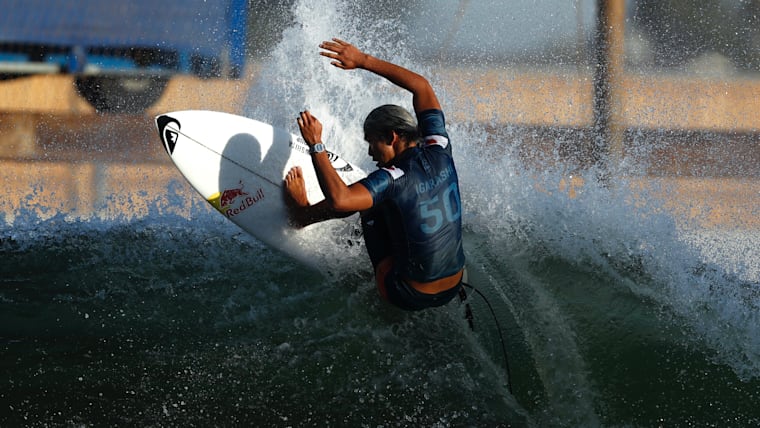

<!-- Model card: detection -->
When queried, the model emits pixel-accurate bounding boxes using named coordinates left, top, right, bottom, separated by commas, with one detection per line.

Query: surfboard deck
left=155, top=110, right=367, bottom=271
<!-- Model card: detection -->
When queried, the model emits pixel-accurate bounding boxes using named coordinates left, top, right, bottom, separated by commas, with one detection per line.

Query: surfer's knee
left=374, top=257, right=393, bottom=301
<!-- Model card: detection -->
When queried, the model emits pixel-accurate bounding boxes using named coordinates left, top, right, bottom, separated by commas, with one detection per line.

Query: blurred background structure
left=0, top=0, right=756, bottom=226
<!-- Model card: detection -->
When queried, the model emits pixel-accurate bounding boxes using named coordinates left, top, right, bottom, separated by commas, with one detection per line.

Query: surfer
left=285, top=38, right=465, bottom=311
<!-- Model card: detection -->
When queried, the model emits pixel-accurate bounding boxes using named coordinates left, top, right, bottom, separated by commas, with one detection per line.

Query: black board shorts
left=384, top=269, right=462, bottom=311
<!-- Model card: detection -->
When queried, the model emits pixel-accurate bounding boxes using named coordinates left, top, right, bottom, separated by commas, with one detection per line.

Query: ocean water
left=3, top=1, right=760, bottom=426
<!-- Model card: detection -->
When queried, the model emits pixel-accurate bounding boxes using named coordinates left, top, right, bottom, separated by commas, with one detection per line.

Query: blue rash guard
left=358, top=109, right=466, bottom=283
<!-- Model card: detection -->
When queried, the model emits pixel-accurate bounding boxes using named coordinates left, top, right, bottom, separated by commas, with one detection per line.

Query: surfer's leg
left=374, top=256, right=393, bottom=301
left=361, top=208, right=395, bottom=300
left=374, top=257, right=422, bottom=310
left=360, top=208, right=391, bottom=268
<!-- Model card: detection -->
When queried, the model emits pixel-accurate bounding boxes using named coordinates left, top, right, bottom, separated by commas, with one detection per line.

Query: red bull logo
left=220, top=187, right=249, bottom=207
left=208, top=181, right=264, bottom=218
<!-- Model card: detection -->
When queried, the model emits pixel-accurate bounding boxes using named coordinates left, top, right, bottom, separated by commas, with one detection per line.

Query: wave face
left=2, top=0, right=759, bottom=426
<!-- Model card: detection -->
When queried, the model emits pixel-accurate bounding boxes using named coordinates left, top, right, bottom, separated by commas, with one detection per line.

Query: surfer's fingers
left=321, top=38, right=347, bottom=50
left=299, top=110, right=316, bottom=123
left=319, top=44, right=340, bottom=56
left=321, top=52, right=348, bottom=69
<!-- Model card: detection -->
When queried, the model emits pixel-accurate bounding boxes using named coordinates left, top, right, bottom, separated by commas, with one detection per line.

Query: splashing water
left=242, top=0, right=760, bottom=423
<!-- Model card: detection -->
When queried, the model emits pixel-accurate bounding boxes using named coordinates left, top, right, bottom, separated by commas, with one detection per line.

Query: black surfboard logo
left=156, top=115, right=180, bottom=155
left=327, top=151, right=354, bottom=172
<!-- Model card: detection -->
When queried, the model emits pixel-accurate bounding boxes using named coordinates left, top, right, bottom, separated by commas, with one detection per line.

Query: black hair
left=363, top=104, right=420, bottom=143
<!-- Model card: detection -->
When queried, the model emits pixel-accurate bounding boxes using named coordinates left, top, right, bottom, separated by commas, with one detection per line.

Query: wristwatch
left=310, top=143, right=326, bottom=154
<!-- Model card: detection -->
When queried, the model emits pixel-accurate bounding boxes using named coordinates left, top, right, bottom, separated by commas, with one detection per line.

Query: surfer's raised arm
left=319, top=38, right=441, bottom=114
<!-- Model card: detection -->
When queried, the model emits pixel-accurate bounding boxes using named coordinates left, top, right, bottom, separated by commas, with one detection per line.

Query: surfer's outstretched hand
left=319, top=38, right=367, bottom=70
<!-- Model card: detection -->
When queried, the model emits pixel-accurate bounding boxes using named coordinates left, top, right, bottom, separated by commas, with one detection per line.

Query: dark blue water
left=2, top=190, right=758, bottom=426
left=0, top=208, right=520, bottom=426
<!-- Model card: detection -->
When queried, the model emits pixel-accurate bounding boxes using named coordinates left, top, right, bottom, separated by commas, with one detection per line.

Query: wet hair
left=363, top=104, right=420, bottom=144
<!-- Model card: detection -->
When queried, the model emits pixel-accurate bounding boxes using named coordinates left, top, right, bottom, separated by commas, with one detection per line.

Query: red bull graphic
left=220, top=186, right=248, bottom=207
left=208, top=181, right=264, bottom=218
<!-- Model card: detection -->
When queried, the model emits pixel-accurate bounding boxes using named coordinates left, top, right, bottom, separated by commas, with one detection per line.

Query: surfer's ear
left=391, top=131, right=416, bottom=150
left=389, top=131, right=401, bottom=146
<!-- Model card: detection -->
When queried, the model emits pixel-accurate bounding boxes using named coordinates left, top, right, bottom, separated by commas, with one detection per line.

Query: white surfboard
left=155, top=110, right=367, bottom=271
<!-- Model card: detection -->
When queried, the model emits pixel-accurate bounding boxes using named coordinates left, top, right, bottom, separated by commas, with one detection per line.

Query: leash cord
left=462, top=282, right=514, bottom=395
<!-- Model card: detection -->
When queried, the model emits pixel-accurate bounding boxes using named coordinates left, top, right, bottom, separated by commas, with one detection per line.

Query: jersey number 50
left=419, top=183, right=462, bottom=234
